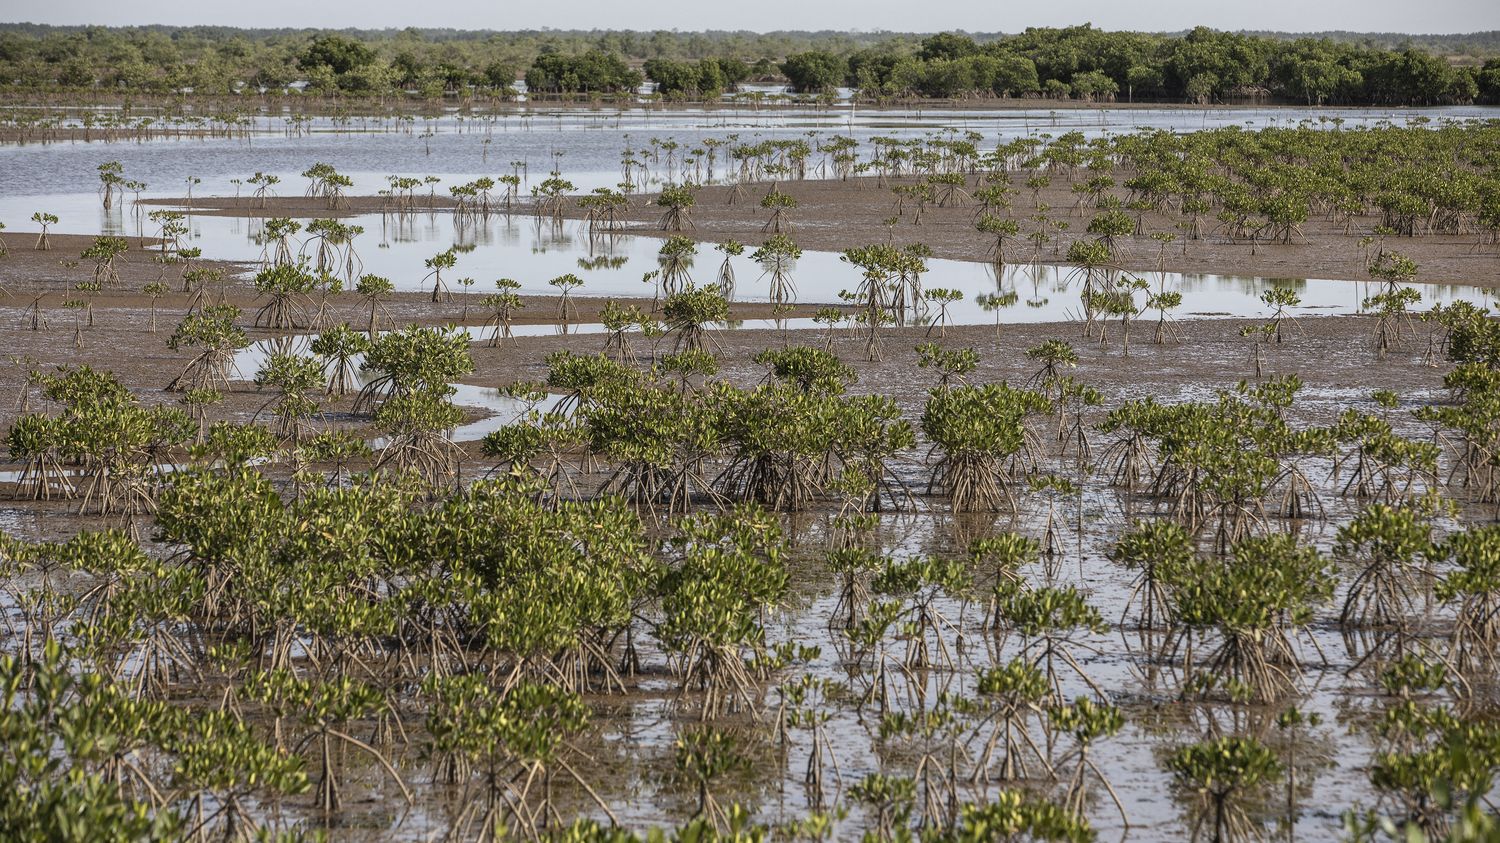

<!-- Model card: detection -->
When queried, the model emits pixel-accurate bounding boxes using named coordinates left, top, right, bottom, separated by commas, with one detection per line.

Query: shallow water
left=119, top=210, right=1500, bottom=326
left=5, top=102, right=1497, bottom=330
left=3, top=103, right=1497, bottom=224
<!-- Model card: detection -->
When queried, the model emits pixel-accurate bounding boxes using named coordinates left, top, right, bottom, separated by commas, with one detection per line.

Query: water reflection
left=152, top=211, right=1500, bottom=327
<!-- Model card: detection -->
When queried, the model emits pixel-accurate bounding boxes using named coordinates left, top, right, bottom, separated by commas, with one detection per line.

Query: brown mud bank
left=574, top=176, right=1500, bottom=288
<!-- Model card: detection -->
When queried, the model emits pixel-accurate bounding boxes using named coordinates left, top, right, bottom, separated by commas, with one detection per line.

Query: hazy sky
left=6, top=0, right=1499, bottom=34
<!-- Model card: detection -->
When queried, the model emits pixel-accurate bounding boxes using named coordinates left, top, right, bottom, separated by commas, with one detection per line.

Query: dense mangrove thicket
left=1, top=23, right=1498, bottom=104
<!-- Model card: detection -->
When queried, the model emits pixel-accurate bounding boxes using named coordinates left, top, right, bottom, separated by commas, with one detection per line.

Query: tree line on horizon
left=1, top=22, right=1498, bottom=105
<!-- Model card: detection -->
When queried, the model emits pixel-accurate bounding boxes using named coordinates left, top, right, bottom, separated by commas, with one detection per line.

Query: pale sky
left=5, top=0, right=1499, bottom=34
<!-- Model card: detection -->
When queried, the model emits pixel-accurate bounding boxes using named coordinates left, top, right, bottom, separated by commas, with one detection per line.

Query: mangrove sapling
left=1240, top=322, right=1277, bottom=379
left=1365, top=717, right=1500, bottom=840
left=1336, top=405, right=1442, bottom=504
left=929, top=172, right=972, bottom=209
left=148, top=209, right=187, bottom=255
left=969, top=660, right=1054, bottom=784
left=715, top=240, right=744, bottom=299
left=578, top=187, right=627, bottom=233
left=674, top=726, right=752, bottom=830
left=5, top=414, right=75, bottom=501
left=427, top=475, right=649, bottom=688
left=1270, top=707, right=1329, bottom=835
left=968, top=533, right=1042, bottom=625
left=258, top=217, right=302, bottom=267
left=1048, top=376, right=1103, bottom=470
left=1167, top=736, right=1282, bottom=843
left=423, top=247, right=458, bottom=303
left=1336, top=504, right=1437, bottom=632
left=545, top=350, right=635, bottom=417
left=1027, top=475, right=1080, bottom=565
left=873, top=555, right=971, bottom=673
left=306, top=271, right=344, bottom=331
left=813, top=307, right=844, bottom=351
left=1260, top=286, right=1303, bottom=345
left=302, top=218, right=364, bottom=284
left=1365, top=249, right=1422, bottom=353
left=356, top=325, right=476, bottom=413
left=549, top=272, right=584, bottom=327
left=1064, top=239, right=1115, bottom=338
left=1108, top=518, right=1193, bottom=630
left=253, top=262, right=317, bottom=330
left=975, top=291, right=1020, bottom=340
left=712, top=382, right=835, bottom=511
left=1434, top=525, right=1500, bottom=665
left=839, top=243, right=914, bottom=355
left=372, top=388, right=465, bottom=487
left=657, top=505, right=789, bottom=719
left=31, top=211, right=57, bottom=251
left=658, top=183, right=698, bottom=231
left=895, top=244, right=933, bottom=323
left=923, top=288, right=963, bottom=338
left=921, top=383, right=1049, bottom=513
left=828, top=545, right=883, bottom=631
left=483, top=278, right=524, bottom=348
left=1139, top=397, right=1282, bottom=543
left=166, top=305, right=250, bottom=393
left=81, top=236, right=127, bottom=289
left=599, top=300, right=647, bottom=363
left=354, top=273, right=395, bottom=337
left=664, top=284, right=729, bottom=353
left=247, top=171, right=281, bottom=208
left=657, top=235, right=698, bottom=296
left=180, top=267, right=222, bottom=314
left=893, top=183, right=934, bottom=224
left=991, top=583, right=1109, bottom=702
left=244, top=669, right=410, bottom=814
left=1367, top=287, right=1424, bottom=355
left=850, top=772, right=919, bottom=842
left=776, top=670, right=846, bottom=810
left=1170, top=534, right=1335, bottom=703
left=1024, top=339, right=1079, bottom=400
left=424, top=675, right=609, bottom=840
left=915, top=344, right=979, bottom=390
left=309, top=324, right=371, bottom=397
left=1372, top=655, right=1455, bottom=757
left=945, top=792, right=1095, bottom=841
left=1147, top=289, right=1184, bottom=344
left=456, top=276, right=477, bottom=320
left=752, top=234, right=802, bottom=307
left=141, top=281, right=168, bottom=333
left=0, top=642, right=298, bottom=841
left=253, top=351, right=323, bottom=442
left=1097, top=397, right=1163, bottom=494
left=761, top=188, right=797, bottom=233
left=976, top=213, right=1020, bottom=265
left=97, top=161, right=124, bottom=210
left=1267, top=422, right=1337, bottom=521
left=44, top=370, right=190, bottom=531
left=581, top=367, right=717, bottom=513
left=1103, top=274, right=1149, bottom=353
left=1047, top=697, right=1129, bottom=827
left=827, top=392, right=917, bottom=513
left=532, top=172, right=575, bottom=221
left=63, top=298, right=85, bottom=349
left=876, top=693, right=975, bottom=830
